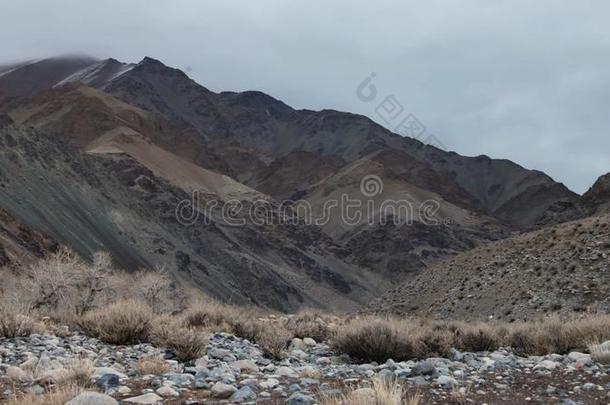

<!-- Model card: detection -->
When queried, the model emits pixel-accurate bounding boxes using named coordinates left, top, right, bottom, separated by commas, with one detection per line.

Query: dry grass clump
left=333, top=314, right=610, bottom=363
left=77, top=299, right=153, bottom=345
left=64, top=359, right=95, bottom=387
left=284, top=309, right=337, bottom=342
left=453, top=322, right=502, bottom=352
left=4, top=385, right=84, bottom=405
left=182, top=300, right=241, bottom=332
left=152, top=324, right=208, bottom=362
left=333, top=318, right=416, bottom=362
left=415, top=327, right=453, bottom=358
left=137, top=355, right=172, bottom=375
left=506, top=315, right=610, bottom=356
left=0, top=298, right=44, bottom=338
left=232, top=317, right=292, bottom=359
left=319, top=379, right=418, bottom=405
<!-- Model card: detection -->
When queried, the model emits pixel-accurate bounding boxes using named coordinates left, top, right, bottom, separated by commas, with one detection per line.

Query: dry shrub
left=137, top=355, right=172, bottom=375
left=65, top=359, right=95, bottom=388
left=151, top=317, right=208, bottom=362
left=333, top=318, right=416, bottom=363
left=232, top=317, right=292, bottom=359
left=284, top=309, right=336, bottom=342
left=132, top=268, right=176, bottom=313
left=4, top=384, right=83, bottom=405
left=22, top=250, right=185, bottom=322
left=319, top=379, right=416, bottom=405
left=182, top=300, right=239, bottom=332
left=414, top=328, right=453, bottom=358
left=78, top=300, right=152, bottom=345
left=0, top=299, right=43, bottom=338
left=454, top=323, right=501, bottom=352
left=506, top=315, right=610, bottom=356
left=27, top=249, right=113, bottom=319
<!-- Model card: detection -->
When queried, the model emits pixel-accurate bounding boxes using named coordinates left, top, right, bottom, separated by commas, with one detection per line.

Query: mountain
left=0, top=54, right=596, bottom=312
left=582, top=173, right=610, bottom=214
left=0, top=56, right=579, bottom=229
left=0, top=55, right=98, bottom=97
left=365, top=211, right=610, bottom=320
left=0, top=114, right=395, bottom=311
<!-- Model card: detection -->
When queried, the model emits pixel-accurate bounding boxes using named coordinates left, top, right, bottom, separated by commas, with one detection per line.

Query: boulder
left=211, top=382, right=238, bottom=399
left=65, top=391, right=118, bottom=405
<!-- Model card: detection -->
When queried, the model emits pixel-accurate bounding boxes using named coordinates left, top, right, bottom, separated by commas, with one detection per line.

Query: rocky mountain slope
left=0, top=56, right=578, bottom=229
left=0, top=116, right=394, bottom=311
left=366, top=212, right=610, bottom=320
left=0, top=54, right=602, bottom=312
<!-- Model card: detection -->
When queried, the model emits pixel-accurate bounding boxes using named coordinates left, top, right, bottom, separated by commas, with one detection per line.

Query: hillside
left=366, top=212, right=610, bottom=320
left=0, top=56, right=579, bottom=230
left=0, top=54, right=604, bottom=313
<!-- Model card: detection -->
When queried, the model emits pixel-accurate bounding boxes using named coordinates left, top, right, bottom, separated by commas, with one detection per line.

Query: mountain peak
left=138, top=56, right=164, bottom=66
left=135, top=56, right=188, bottom=79
left=582, top=172, right=610, bottom=208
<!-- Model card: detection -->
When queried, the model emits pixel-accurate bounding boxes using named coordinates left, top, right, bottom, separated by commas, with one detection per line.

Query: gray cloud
left=2, top=0, right=609, bottom=193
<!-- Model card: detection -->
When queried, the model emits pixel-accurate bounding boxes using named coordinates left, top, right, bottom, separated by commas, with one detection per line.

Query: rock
left=194, top=357, right=208, bottom=368
left=208, top=348, right=236, bottom=362
left=303, top=338, right=317, bottom=347
left=164, top=372, right=195, bottom=387
left=96, top=373, right=120, bottom=392
left=412, top=360, right=436, bottom=376
left=66, top=392, right=118, bottom=405
left=211, top=382, right=238, bottom=399
left=156, top=386, right=179, bottom=397
left=316, top=357, right=332, bottom=366
left=582, top=383, right=597, bottom=391
left=260, top=378, right=280, bottom=389
left=535, top=360, right=560, bottom=370
left=230, top=386, right=257, bottom=402
left=286, top=392, right=316, bottom=405
left=93, top=367, right=126, bottom=380
left=567, top=352, right=592, bottom=365
left=124, top=393, right=164, bottom=404
left=436, top=375, right=459, bottom=388
left=230, top=359, right=259, bottom=373
left=377, top=368, right=395, bottom=382
left=289, top=338, right=305, bottom=351
left=276, top=366, right=297, bottom=377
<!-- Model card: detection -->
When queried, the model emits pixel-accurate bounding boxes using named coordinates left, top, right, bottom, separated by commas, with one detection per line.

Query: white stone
left=123, top=393, right=164, bottom=404
left=156, top=386, right=179, bottom=397
left=66, top=392, right=118, bottom=405
left=303, top=338, right=317, bottom=346
left=211, top=382, right=238, bottom=398
left=276, top=366, right=297, bottom=377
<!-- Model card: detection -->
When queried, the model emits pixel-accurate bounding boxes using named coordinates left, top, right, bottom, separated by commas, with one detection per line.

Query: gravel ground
left=1, top=333, right=610, bottom=404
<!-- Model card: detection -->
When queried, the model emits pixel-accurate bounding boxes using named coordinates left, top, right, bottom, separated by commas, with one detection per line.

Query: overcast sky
left=2, top=1, right=609, bottom=193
